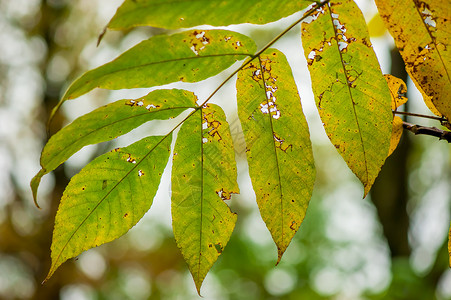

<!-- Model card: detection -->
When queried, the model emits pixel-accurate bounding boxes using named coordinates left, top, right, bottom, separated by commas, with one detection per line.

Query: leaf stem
left=393, top=110, right=447, bottom=122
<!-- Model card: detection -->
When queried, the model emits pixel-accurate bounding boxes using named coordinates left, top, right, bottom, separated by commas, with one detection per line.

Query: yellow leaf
left=368, top=13, right=387, bottom=38
left=385, top=74, right=408, bottom=110
left=389, top=116, right=404, bottom=157
left=375, top=0, right=451, bottom=120
left=301, top=0, right=393, bottom=196
left=449, top=222, right=451, bottom=268
left=384, top=74, right=408, bottom=157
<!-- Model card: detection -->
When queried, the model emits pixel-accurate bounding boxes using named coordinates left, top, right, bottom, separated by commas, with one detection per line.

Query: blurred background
left=0, top=0, right=450, bottom=299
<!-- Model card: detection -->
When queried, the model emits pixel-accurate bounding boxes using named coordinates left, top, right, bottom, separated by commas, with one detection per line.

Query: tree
left=30, top=0, right=450, bottom=295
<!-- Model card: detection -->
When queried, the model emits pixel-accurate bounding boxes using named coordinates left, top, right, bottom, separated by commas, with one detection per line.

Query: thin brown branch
left=402, top=122, right=451, bottom=143
left=393, top=110, right=446, bottom=122
left=393, top=111, right=447, bottom=122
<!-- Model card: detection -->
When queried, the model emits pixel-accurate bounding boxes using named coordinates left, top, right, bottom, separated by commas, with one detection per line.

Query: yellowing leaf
left=389, top=116, right=404, bottom=157
left=448, top=222, right=451, bottom=268
left=301, top=0, right=393, bottom=196
left=236, top=49, right=315, bottom=262
left=368, top=13, right=387, bottom=38
left=384, top=74, right=408, bottom=156
left=31, top=89, right=195, bottom=206
left=52, top=30, right=256, bottom=118
left=171, top=104, right=239, bottom=293
left=107, top=0, right=312, bottom=30
left=375, top=0, right=451, bottom=120
left=45, top=135, right=172, bottom=282
left=385, top=74, right=408, bottom=110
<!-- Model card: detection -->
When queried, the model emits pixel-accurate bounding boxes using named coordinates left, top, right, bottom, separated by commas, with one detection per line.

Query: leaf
left=385, top=74, right=408, bottom=110
left=107, top=0, right=313, bottom=30
left=375, top=0, right=451, bottom=120
left=236, top=49, right=315, bottom=262
left=301, top=0, right=393, bottom=196
left=389, top=117, right=404, bottom=156
left=45, top=134, right=172, bottom=282
left=368, top=13, right=387, bottom=38
left=385, top=74, right=408, bottom=156
left=32, top=89, right=195, bottom=205
left=449, top=222, right=451, bottom=268
left=58, top=30, right=256, bottom=106
left=171, top=104, right=239, bottom=293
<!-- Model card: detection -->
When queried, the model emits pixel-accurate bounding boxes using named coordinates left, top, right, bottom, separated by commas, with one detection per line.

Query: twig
left=402, top=122, right=451, bottom=143
left=393, top=111, right=447, bottom=122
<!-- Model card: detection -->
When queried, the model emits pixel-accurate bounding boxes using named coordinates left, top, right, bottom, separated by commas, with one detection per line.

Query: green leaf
left=108, top=0, right=313, bottom=30
left=59, top=29, right=256, bottom=104
left=45, top=134, right=172, bottom=282
left=301, top=0, right=393, bottom=196
left=32, top=89, right=195, bottom=205
left=171, top=104, right=239, bottom=293
left=236, top=49, right=315, bottom=263
left=375, top=0, right=451, bottom=120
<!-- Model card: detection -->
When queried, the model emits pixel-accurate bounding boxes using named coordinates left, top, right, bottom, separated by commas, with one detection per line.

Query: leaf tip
left=43, top=264, right=56, bottom=285
left=275, top=248, right=285, bottom=266
left=363, top=184, right=371, bottom=199
left=194, top=279, right=203, bottom=297
left=97, top=26, right=107, bottom=47
left=31, top=169, right=46, bottom=209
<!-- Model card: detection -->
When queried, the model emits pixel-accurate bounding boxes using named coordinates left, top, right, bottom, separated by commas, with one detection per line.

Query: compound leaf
left=32, top=89, right=195, bottom=205
left=45, top=134, right=172, bottom=282
left=301, top=0, right=393, bottom=196
left=59, top=30, right=256, bottom=105
left=108, top=0, right=313, bottom=30
left=236, top=49, right=315, bottom=263
left=375, top=0, right=451, bottom=120
left=171, top=104, right=239, bottom=293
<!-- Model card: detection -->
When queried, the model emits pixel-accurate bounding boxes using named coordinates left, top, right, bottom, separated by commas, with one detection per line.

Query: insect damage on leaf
left=385, top=74, right=408, bottom=110
left=301, top=0, right=392, bottom=196
left=237, top=49, right=315, bottom=264
left=45, top=135, right=172, bottom=282
left=273, top=132, right=292, bottom=152
left=202, top=110, right=223, bottom=144
left=56, top=30, right=256, bottom=109
left=188, top=31, right=211, bottom=56
left=375, top=0, right=451, bottom=120
left=125, top=99, right=161, bottom=111
left=171, top=103, right=239, bottom=293
left=246, top=58, right=282, bottom=120
left=31, top=89, right=197, bottom=206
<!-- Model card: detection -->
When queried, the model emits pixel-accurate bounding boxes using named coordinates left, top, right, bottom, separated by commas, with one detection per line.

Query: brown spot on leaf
left=214, top=243, right=223, bottom=254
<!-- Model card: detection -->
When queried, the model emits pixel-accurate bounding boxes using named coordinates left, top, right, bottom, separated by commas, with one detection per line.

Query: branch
left=402, top=122, right=451, bottom=143
left=393, top=111, right=447, bottom=122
